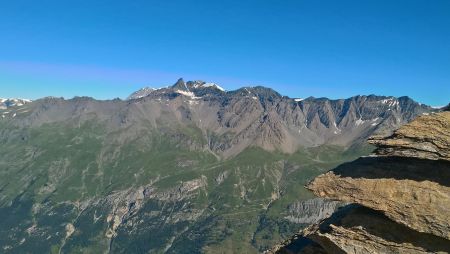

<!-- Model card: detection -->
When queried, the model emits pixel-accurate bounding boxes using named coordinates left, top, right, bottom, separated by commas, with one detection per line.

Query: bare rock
left=307, top=156, right=450, bottom=240
left=369, top=111, right=450, bottom=161
left=269, top=111, right=450, bottom=253
left=284, top=198, right=342, bottom=224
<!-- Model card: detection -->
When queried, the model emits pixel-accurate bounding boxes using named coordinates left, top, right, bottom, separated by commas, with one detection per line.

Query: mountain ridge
left=2, top=79, right=433, bottom=158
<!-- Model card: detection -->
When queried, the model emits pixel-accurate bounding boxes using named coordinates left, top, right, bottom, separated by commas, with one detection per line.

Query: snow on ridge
left=380, top=98, right=399, bottom=107
left=202, top=83, right=225, bottom=91
left=0, top=98, right=32, bottom=109
left=127, top=87, right=156, bottom=99
left=175, top=89, right=201, bottom=99
left=294, top=98, right=303, bottom=102
left=355, top=118, right=365, bottom=126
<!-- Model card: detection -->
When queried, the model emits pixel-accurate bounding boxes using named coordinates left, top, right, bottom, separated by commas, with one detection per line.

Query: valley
left=0, top=79, right=432, bottom=253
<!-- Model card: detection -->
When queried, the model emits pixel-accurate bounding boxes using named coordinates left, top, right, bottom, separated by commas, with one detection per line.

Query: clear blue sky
left=0, top=0, right=449, bottom=106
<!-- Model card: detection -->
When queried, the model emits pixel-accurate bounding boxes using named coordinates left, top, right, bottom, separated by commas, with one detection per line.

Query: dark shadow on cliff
left=319, top=204, right=450, bottom=252
left=330, top=156, right=450, bottom=187
left=277, top=204, right=450, bottom=254
left=275, top=236, right=330, bottom=254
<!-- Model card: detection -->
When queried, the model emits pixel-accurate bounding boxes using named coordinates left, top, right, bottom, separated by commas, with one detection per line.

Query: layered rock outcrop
left=269, top=111, right=450, bottom=253
left=368, top=112, right=450, bottom=161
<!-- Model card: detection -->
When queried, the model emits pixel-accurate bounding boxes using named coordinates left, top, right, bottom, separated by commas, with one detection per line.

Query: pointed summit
left=171, top=78, right=189, bottom=91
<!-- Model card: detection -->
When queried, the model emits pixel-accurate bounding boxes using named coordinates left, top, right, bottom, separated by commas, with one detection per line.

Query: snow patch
left=333, top=122, right=342, bottom=133
left=381, top=98, right=399, bottom=108
left=175, top=90, right=196, bottom=97
left=355, top=118, right=365, bottom=126
left=294, top=98, right=303, bottom=102
left=0, top=98, right=32, bottom=108
left=202, top=83, right=225, bottom=91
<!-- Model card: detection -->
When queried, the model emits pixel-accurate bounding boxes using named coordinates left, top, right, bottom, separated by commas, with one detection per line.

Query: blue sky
left=0, top=0, right=449, bottom=106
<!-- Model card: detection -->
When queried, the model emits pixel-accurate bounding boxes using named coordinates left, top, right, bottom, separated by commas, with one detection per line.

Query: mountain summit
left=122, top=79, right=433, bottom=157
left=127, top=78, right=226, bottom=100
left=0, top=98, right=31, bottom=109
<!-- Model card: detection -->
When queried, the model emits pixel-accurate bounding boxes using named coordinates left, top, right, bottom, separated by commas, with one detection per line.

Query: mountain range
left=0, top=79, right=435, bottom=253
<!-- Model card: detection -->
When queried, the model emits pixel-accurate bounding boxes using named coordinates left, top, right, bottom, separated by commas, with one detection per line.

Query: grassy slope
left=0, top=120, right=373, bottom=253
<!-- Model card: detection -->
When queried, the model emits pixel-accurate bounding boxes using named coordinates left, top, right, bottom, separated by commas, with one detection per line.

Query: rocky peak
left=231, top=86, right=282, bottom=100
left=0, top=98, right=32, bottom=109
left=171, top=78, right=188, bottom=91
left=128, top=79, right=226, bottom=100
left=369, top=112, right=450, bottom=161
left=126, top=87, right=155, bottom=100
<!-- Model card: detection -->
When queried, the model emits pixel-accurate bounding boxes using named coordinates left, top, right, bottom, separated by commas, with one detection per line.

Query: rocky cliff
left=269, top=111, right=450, bottom=254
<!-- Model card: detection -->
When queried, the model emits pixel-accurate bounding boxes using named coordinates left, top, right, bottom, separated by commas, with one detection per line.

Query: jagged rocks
left=280, top=205, right=450, bottom=254
left=307, top=156, right=450, bottom=240
left=269, top=111, right=450, bottom=253
left=369, top=112, right=450, bottom=161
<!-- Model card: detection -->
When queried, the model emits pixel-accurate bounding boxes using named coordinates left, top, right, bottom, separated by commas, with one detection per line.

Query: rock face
left=284, top=198, right=342, bottom=224
left=308, top=157, right=450, bottom=240
left=369, top=112, right=450, bottom=161
left=269, top=111, right=450, bottom=253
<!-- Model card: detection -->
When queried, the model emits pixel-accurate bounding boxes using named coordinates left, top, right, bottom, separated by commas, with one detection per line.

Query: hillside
left=0, top=79, right=433, bottom=253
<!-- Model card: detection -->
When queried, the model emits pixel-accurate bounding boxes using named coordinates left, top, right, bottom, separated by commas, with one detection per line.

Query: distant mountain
left=2, top=79, right=431, bottom=158
left=0, top=98, right=31, bottom=110
left=443, top=103, right=450, bottom=111
left=126, top=87, right=155, bottom=100
left=125, top=78, right=431, bottom=157
left=0, top=79, right=434, bottom=253
left=127, top=79, right=226, bottom=100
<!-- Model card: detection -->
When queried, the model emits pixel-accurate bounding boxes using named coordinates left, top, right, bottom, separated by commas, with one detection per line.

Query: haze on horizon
left=0, top=0, right=449, bottom=106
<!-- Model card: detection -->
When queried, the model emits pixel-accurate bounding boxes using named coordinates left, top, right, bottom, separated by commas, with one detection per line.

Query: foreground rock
left=278, top=205, right=450, bottom=254
left=268, top=111, right=450, bottom=253
left=369, top=112, right=450, bottom=160
left=308, top=156, right=450, bottom=240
